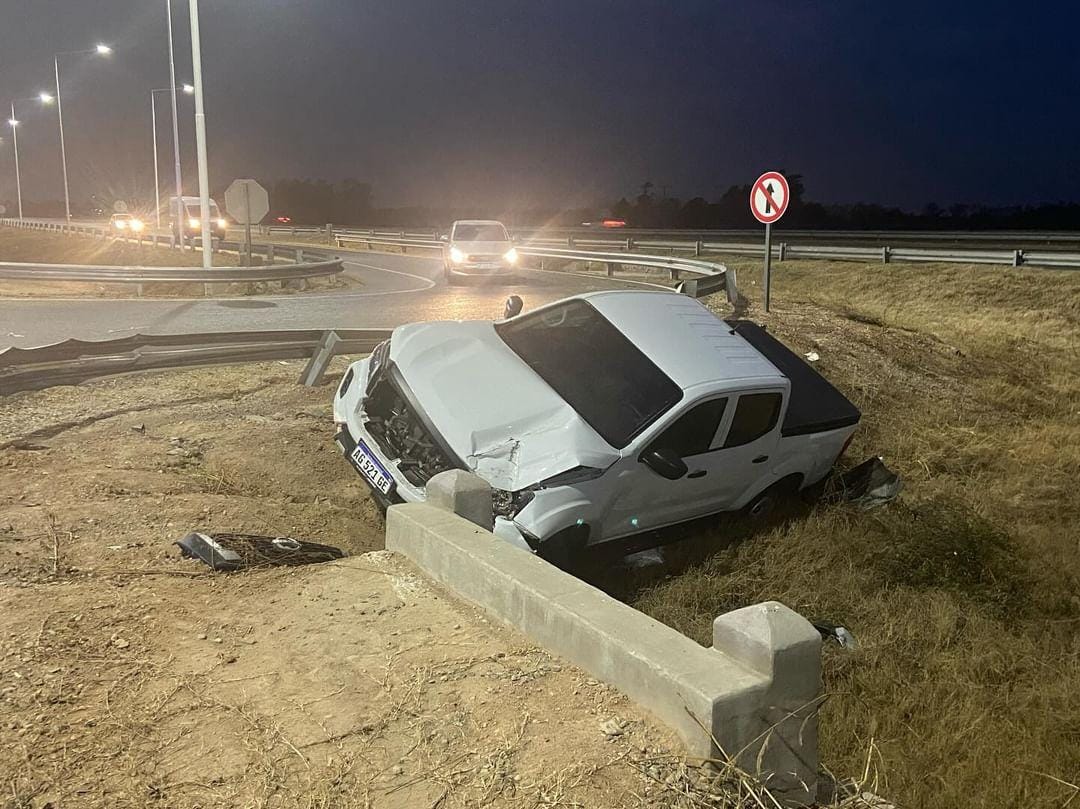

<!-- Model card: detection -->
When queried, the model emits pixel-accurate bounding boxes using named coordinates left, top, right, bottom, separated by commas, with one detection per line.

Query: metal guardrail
left=0, top=329, right=390, bottom=396
left=0, top=218, right=345, bottom=290
left=273, top=224, right=1080, bottom=270
left=328, top=230, right=739, bottom=304
left=0, top=259, right=343, bottom=284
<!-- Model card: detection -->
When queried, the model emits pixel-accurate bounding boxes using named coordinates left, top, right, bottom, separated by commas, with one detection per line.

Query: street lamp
left=151, top=83, right=193, bottom=229
left=53, top=44, right=112, bottom=222
left=8, top=94, right=55, bottom=220
left=188, top=0, right=213, bottom=267
left=166, top=0, right=186, bottom=248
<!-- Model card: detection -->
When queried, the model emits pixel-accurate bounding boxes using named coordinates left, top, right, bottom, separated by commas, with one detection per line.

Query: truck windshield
left=495, top=300, right=682, bottom=448
left=454, top=223, right=507, bottom=241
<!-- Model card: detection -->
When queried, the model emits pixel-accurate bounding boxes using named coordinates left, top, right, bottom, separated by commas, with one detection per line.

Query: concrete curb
left=385, top=503, right=820, bottom=804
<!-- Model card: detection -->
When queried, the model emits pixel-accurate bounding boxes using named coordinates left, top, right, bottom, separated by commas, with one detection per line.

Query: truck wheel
left=744, top=475, right=802, bottom=521
left=537, top=523, right=590, bottom=570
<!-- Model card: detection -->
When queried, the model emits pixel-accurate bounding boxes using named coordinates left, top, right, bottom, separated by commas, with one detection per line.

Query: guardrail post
left=326, top=223, right=333, bottom=245
left=695, top=239, right=703, bottom=257
left=295, top=248, right=304, bottom=263
left=882, top=246, right=890, bottom=264
left=1013, top=249, right=1023, bottom=267
left=567, top=236, right=575, bottom=249
left=669, top=268, right=681, bottom=281
left=267, top=244, right=275, bottom=262
left=779, top=242, right=787, bottom=262
left=606, top=261, right=620, bottom=277
left=626, top=238, right=634, bottom=251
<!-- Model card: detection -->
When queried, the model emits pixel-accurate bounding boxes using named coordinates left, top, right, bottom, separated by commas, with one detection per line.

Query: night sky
left=1, top=0, right=1078, bottom=211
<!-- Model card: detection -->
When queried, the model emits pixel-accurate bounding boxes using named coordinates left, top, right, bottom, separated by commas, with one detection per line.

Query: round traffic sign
left=750, top=171, right=789, bottom=224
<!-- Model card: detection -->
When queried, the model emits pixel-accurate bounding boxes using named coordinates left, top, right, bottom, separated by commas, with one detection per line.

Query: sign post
left=749, top=171, right=790, bottom=313
left=224, top=179, right=269, bottom=266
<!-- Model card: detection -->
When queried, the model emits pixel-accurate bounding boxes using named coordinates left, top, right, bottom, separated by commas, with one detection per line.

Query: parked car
left=169, top=195, right=228, bottom=241
left=441, top=219, right=517, bottom=284
left=333, top=291, right=860, bottom=564
left=109, top=212, right=144, bottom=233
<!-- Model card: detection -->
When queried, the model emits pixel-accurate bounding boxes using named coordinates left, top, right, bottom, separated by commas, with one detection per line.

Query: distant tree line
left=609, top=174, right=1080, bottom=230
left=265, top=178, right=373, bottom=225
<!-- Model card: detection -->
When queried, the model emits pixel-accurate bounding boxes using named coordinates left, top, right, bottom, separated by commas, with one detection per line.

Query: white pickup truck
left=333, top=291, right=860, bottom=563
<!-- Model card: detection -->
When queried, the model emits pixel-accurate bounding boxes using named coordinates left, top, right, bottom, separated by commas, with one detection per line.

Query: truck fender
left=513, top=487, right=596, bottom=547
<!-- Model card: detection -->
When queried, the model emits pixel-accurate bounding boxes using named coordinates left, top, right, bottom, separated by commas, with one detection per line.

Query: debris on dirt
left=833, top=456, right=902, bottom=509
left=176, top=531, right=347, bottom=571
left=600, top=717, right=628, bottom=738
left=805, top=350, right=820, bottom=362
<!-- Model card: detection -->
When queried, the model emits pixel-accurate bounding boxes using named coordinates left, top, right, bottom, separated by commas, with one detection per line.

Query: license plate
left=350, top=440, right=395, bottom=495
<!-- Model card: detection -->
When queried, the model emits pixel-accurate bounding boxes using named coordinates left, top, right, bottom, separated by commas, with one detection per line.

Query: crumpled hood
left=388, top=321, right=619, bottom=491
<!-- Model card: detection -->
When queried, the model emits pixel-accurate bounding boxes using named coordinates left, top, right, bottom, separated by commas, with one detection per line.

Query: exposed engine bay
left=364, top=375, right=454, bottom=487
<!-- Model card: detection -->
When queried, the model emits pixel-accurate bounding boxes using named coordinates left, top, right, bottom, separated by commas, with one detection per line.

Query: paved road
left=1, top=247, right=634, bottom=349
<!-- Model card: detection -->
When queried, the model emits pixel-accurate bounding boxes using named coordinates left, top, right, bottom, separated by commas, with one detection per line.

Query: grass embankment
left=626, top=257, right=1079, bottom=808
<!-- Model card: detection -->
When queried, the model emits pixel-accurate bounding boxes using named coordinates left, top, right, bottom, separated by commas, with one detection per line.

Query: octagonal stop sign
left=224, top=179, right=269, bottom=225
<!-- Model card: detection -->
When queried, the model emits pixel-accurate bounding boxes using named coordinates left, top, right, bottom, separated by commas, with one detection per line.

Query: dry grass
left=0, top=226, right=238, bottom=267
left=625, top=255, right=1080, bottom=809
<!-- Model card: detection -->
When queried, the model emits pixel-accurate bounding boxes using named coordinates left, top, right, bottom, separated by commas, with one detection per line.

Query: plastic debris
left=812, top=621, right=857, bottom=649
left=175, top=531, right=346, bottom=571
left=833, top=456, right=902, bottom=509
left=804, top=351, right=820, bottom=362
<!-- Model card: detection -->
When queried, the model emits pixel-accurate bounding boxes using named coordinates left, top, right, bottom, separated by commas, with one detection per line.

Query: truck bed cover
left=726, top=320, right=861, bottom=437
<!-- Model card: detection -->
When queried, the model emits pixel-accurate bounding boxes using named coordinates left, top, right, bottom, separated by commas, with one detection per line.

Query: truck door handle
left=752, top=455, right=769, bottom=463
left=687, top=470, right=707, bottom=478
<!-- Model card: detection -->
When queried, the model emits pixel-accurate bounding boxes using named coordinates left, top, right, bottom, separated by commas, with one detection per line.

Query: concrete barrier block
left=424, top=470, right=493, bottom=531
left=385, top=503, right=820, bottom=804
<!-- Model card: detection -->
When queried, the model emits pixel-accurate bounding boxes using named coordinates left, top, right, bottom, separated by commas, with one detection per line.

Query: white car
left=334, top=291, right=861, bottom=565
left=442, top=219, right=518, bottom=284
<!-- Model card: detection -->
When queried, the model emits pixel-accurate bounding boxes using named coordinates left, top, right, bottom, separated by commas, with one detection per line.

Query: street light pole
left=151, top=91, right=161, bottom=229
left=188, top=0, right=213, bottom=268
left=151, top=84, right=192, bottom=232
left=8, top=94, right=54, bottom=221
left=53, top=45, right=111, bottom=223
left=9, top=104, right=22, bottom=220
left=166, top=0, right=184, bottom=247
left=53, top=57, right=71, bottom=222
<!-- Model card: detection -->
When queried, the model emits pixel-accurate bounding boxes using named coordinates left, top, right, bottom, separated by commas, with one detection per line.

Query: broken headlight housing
left=366, top=339, right=391, bottom=393
left=492, top=488, right=536, bottom=519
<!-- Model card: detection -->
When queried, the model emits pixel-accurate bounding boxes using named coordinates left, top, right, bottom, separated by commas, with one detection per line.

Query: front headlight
left=366, top=340, right=391, bottom=393
left=503, top=247, right=519, bottom=265
left=130, top=219, right=144, bottom=232
left=188, top=217, right=200, bottom=229
left=449, top=246, right=467, bottom=264
left=217, top=218, right=227, bottom=228
left=114, top=221, right=126, bottom=230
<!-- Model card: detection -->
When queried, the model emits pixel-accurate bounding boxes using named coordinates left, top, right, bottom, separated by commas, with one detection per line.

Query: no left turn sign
left=750, top=171, right=789, bottom=224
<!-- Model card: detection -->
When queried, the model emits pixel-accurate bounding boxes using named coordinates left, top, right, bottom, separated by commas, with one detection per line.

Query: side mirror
left=640, top=448, right=687, bottom=481
left=504, top=295, right=524, bottom=319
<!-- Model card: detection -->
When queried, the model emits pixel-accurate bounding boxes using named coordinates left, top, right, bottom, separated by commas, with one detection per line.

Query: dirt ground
left=0, top=359, right=729, bottom=809
left=0, top=228, right=351, bottom=299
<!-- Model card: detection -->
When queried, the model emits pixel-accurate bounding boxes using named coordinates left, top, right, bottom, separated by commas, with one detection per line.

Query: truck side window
left=723, top=393, right=782, bottom=448
left=649, top=399, right=727, bottom=458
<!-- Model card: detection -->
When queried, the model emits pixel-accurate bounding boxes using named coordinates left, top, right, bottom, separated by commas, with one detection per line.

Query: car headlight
left=217, top=218, right=227, bottom=228
left=130, top=219, right=144, bottom=232
left=188, top=217, right=200, bottom=229
left=114, top=221, right=126, bottom=230
left=366, top=340, right=391, bottom=393
left=449, top=246, right=467, bottom=264
left=503, top=247, right=518, bottom=265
